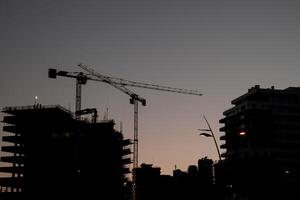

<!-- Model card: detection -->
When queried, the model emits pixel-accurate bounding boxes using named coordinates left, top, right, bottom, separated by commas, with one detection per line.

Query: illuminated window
left=239, top=131, right=246, bottom=136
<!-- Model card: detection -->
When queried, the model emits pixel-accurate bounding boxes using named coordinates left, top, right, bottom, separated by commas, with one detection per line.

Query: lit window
left=239, top=131, right=246, bottom=136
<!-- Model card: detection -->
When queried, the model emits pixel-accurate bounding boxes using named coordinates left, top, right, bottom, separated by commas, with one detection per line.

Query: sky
left=1, top=0, right=300, bottom=175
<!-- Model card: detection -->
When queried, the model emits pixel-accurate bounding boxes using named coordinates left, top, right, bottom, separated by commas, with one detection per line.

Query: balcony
left=2, top=126, right=17, bottom=133
left=2, top=136, right=24, bottom=144
left=1, top=156, right=24, bottom=164
left=2, top=146, right=24, bottom=154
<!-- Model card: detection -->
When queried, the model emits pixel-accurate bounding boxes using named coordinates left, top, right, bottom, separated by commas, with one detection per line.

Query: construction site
left=0, top=104, right=132, bottom=199
left=0, top=64, right=202, bottom=199
left=2, top=65, right=300, bottom=200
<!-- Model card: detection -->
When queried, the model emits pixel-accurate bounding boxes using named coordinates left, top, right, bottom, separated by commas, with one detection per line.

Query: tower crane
left=77, top=64, right=202, bottom=96
left=77, top=63, right=202, bottom=171
left=49, top=65, right=202, bottom=167
left=48, top=68, right=95, bottom=119
left=48, top=68, right=146, bottom=121
left=48, top=67, right=146, bottom=170
left=49, top=64, right=202, bottom=200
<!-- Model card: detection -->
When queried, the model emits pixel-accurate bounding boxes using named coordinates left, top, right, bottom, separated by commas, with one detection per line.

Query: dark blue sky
left=1, top=0, right=300, bottom=175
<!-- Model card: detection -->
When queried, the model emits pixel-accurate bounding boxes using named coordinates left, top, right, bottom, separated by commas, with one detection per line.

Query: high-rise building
left=0, top=105, right=131, bottom=199
left=219, top=85, right=300, bottom=198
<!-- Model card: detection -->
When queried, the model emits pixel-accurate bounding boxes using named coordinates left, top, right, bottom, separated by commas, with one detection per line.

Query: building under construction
left=0, top=105, right=132, bottom=199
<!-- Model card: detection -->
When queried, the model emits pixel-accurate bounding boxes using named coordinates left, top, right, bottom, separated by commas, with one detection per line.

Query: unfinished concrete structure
left=0, top=105, right=131, bottom=199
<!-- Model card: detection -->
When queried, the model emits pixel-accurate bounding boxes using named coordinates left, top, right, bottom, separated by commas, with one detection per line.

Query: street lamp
left=198, top=115, right=222, bottom=161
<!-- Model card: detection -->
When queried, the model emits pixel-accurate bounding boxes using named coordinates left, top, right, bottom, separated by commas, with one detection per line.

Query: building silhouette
left=173, top=158, right=216, bottom=200
left=219, top=85, right=300, bottom=199
left=134, top=163, right=162, bottom=200
left=133, top=158, right=215, bottom=200
left=0, top=105, right=131, bottom=199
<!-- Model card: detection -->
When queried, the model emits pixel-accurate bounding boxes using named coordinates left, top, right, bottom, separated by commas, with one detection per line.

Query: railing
left=2, top=105, right=74, bottom=117
left=2, top=105, right=119, bottom=124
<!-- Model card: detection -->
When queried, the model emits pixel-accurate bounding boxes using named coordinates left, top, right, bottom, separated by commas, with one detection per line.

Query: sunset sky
left=1, top=0, right=300, bottom=175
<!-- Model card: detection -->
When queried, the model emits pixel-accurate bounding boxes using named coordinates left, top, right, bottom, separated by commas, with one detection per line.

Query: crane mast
left=49, top=66, right=146, bottom=170
left=48, top=68, right=88, bottom=119
left=49, top=64, right=202, bottom=200
left=77, top=64, right=146, bottom=171
left=77, top=63, right=202, bottom=200
left=77, top=63, right=202, bottom=169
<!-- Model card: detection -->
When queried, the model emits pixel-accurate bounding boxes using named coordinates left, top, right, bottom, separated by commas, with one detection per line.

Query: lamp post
left=198, top=115, right=221, bottom=161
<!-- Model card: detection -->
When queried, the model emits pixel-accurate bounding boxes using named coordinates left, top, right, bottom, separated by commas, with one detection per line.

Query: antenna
left=103, top=108, right=109, bottom=121
left=120, top=121, right=123, bottom=133
left=106, top=108, right=109, bottom=120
